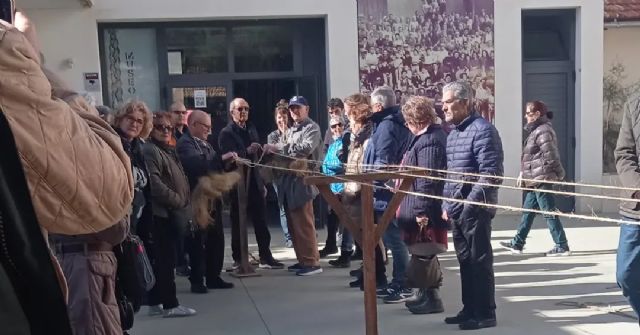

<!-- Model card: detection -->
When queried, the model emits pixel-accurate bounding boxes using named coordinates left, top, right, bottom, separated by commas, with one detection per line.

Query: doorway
left=522, top=10, right=576, bottom=212
left=232, top=79, right=297, bottom=143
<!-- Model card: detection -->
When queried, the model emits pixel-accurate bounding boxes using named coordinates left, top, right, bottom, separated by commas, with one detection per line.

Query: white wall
left=24, top=0, right=360, bottom=106
left=494, top=0, right=605, bottom=212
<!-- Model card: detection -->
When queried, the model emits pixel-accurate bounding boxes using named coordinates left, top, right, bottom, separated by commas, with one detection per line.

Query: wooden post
left=360, top=185, right=378, bottom=335
left=230, top=166, right=260, bottom=278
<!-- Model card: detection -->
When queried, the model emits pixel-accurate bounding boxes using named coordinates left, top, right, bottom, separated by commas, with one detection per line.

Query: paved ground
left=131, top=214, right=639, bottom=335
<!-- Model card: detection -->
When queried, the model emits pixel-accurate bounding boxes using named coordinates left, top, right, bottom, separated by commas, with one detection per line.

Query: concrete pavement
left=131, top=214, right=639, bottom=335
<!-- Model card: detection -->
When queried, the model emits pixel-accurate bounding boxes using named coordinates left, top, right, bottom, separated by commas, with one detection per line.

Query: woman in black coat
left=396, top=96, right=448, bottom=315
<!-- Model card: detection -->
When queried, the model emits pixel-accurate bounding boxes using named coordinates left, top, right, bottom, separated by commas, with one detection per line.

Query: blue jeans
left=617, top=221, right=640, bottom=320
left=513, top=185, right=568, bottom=248
left=381, top=216, right=409, bottom=287
left=341, top=227, right=354, bottom=252
left=274, top=185, right=291, bottom=242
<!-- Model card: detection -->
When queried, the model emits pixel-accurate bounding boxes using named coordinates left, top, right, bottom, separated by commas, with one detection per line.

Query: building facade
left=23, top=0, right=609, bottom=211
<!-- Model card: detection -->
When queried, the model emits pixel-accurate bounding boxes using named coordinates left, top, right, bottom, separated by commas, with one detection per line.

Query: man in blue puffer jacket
left=363, top=86, right=413, bottom=300
left=441, top=81, right=504, bottom=330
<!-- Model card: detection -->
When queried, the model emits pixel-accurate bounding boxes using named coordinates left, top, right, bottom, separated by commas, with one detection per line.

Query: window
left=102, top=28, right=161, bottom=110
left=232, top=26, right=294, bottom=72
left=166, top=27, right=228, bottom=74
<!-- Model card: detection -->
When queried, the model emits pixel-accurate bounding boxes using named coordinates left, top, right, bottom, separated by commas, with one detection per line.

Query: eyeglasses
left=236, top=107, right=250, bottom=112
left=125, top=115, right=144, bottom=125
left=525, top=111, right=536, bottom=117
left=330, top=123, right=343, bottom=129
left=172, top=110, right=187, bottom=115
left=196, top=121, right=211, bottom=131
left=153, top=124, right=174, bottom=133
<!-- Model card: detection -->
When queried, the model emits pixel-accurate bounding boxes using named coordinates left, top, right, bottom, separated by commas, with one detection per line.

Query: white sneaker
left=148, top=305, right=163, bottom=316
left=163, top=305, right=197, bottom=318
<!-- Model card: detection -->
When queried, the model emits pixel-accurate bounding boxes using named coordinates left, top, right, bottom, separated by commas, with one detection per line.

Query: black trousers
left=147, top=216, right=179, bottom=310
left=230, top=180, right=272, bottom=262
left=452, top=209, right=496, bottom=320
left=324, top=210, right=339, bottom=250
left=188, top=214, right=225, bottom=286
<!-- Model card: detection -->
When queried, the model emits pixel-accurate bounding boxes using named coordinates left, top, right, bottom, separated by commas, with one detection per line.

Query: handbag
left=114, top=234, right=156, bottom=312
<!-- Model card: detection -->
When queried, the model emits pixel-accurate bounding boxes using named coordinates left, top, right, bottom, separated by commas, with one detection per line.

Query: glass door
left=170, top=84, right=229, bottom=152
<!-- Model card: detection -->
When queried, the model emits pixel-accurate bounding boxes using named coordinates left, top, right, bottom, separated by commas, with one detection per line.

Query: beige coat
left=0, top=25, right=134, bottom=235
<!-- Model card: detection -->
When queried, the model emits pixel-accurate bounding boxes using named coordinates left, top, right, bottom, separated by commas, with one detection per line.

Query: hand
left=222, top=152, right=238, bottom=161
left=247, top=142, right=262, bottom=155
left=263, top=144, right=278, bottom=154
left=416, top=215, right=429, bottom=227
left=14, top=11, right=41, bottom=59
left=441, top=210, right=448, bottom=222
left=516, top=172, right=523, bottom=188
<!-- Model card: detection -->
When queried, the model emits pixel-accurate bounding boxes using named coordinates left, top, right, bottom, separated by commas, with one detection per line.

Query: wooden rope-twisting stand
left=230, top=165, right=261, bottom=278
left=305, top=171, right=417, bottom=335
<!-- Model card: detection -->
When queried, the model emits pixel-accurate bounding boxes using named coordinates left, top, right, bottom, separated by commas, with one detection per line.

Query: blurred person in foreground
left=1, top=9, right=134, bottom=334
left=614, top=92, right=640, bottom=323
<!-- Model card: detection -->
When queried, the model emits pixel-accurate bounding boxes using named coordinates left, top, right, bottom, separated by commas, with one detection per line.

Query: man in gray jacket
left=614, top=93, right=640, bottom=322
left=264, top=96, right=323, bottom=276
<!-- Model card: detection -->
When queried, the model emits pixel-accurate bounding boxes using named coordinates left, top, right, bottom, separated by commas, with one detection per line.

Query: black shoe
left=444, top=311, right=472, bottom=324
left=405, top=289, right=427, bottom=309
left=349, top=267, right=362, bottom=277
left=349, top=278, right=362, bottom=288
left=408, top=288, right=444, bottom=314
left=458, top=318, right=497, bottom=330
left=328, top=253, right=351, bottom=268
left=259, top=257, right=285, bottom=270
left=206, top=277, right=234, bottom=289
left=190, top=284, right=208, bottom=294
left=499, top=241, right=523, bottom=254
left=288, top=263, right=303, bottom=272
left=319, top=247, right=338, bottom=258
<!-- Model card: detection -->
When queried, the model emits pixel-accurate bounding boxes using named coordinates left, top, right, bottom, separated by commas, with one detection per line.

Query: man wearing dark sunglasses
left=170, top=101, right=189, bottom=141
left=219, top=98, right=283, bottom=270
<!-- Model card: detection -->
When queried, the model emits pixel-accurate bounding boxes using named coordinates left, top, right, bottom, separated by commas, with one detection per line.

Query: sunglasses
left=173, top=110, right=187, bottom=115
left=236, top=107, right=250, bottom=112
left=330, top=123, right=343, bottom=129
left=153, top=124, right=174, bottom=132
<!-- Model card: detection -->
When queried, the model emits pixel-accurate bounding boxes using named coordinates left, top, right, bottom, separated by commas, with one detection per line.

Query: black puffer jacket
left=521, top=117, right=565, bottom=186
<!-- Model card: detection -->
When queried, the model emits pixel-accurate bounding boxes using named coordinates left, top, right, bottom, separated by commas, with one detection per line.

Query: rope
left=235, top=158, right=640, bottom=226
left=269, top=151, right=640, bottom=193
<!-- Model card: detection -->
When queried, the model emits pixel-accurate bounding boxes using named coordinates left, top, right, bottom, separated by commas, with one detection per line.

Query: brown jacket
left=521, top=117, right=565, bottom=186
left=143, top=139, right=190, bottom=218
left=0, top=25, right=134, bottom=235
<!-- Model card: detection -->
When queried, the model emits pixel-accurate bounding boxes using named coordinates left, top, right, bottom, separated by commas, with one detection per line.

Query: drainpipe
left=604, top=20, right=640, bottom=29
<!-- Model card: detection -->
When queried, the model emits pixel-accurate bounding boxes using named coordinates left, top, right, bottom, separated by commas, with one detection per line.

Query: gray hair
left=442, top=81, right=472, bottom=102
left=371, top=86, right=396, bottom=109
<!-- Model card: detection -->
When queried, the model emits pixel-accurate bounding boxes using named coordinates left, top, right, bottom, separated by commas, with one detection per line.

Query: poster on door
left=194, top=89, right=207, bottom=108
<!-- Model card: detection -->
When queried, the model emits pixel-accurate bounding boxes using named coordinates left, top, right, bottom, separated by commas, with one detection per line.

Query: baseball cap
left=289, top=96, right=309, bottom=107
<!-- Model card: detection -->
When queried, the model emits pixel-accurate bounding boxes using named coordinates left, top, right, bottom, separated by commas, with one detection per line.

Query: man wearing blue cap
left=264, top=96, right=324, bottom=276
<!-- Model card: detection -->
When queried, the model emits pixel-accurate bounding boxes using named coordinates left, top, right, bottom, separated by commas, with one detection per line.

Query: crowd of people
left=358, top=0, right=496, bottom=122
left=3, top=6, right=640, bottom=335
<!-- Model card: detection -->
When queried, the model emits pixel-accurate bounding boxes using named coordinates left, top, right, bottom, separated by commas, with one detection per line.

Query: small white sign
left=194, top=89, right=207, bottom=108
left=83, top=72, right=101, bottom=92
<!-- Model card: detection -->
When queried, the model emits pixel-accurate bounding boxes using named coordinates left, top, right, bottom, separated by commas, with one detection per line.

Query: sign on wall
left=103, top=28, right=161, bottom=110
left=357, top=0, right=495, bottom=123
left=83, top=72, right=101, bottom=92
